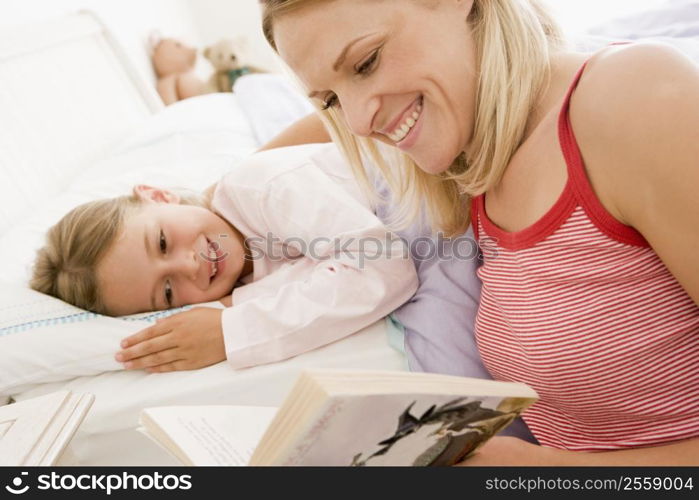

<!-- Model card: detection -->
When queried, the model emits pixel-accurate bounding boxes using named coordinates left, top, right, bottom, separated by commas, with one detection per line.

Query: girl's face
left=274, top=0, right=477, bottom=174
left=96, top=186, right=249, bottom=315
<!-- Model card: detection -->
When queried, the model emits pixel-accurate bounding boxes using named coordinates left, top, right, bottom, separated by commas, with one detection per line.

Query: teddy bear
left=150, top=34, right=206, bottom=105
left=203, top=38, right=264, bottom=93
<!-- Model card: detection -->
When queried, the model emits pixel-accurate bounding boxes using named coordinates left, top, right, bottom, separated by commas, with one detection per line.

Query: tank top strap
left=557, top=55, right=649, bottom=247
left=472, top=46, right=648, bottom=247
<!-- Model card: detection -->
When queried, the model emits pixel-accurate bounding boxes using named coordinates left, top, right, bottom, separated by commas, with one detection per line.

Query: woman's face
left=96, top=187, right=248, bottom=315
left=274, top=0, right=477, bottom=174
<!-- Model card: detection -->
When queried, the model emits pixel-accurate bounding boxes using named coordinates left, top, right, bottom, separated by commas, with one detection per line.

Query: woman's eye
left=159, top=230, right=167, bottom=253
left=164, top=281, right=173, bottom=308
left=321, top=93, right=339, bottom=110
left=355, top=49, right=379, bottom=76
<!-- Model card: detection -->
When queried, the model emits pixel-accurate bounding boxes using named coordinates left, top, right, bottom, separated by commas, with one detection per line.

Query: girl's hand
left=115, top=308, right=226, bottom=372
left=457, top=436, right=562, bottom=466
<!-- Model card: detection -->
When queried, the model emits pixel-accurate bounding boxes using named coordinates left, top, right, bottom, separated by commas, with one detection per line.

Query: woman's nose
left=337, top=88, right=379, bottom=138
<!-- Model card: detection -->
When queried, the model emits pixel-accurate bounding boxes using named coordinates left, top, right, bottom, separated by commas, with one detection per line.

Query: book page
left=0, top=421, right=14, bottom=440
left=141, top=406, right=278, bottom=466
left=35, top=393, right=94, bottom=465
left=0, top=391, right=71, bottom=465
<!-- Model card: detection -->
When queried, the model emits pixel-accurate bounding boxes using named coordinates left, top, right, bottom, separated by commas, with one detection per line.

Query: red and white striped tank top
left=471, top=60, right=699, bottom=451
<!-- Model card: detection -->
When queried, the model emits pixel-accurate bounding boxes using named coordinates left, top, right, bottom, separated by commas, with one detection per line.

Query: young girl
left=260, top=0, right=699, bottom=464
left=31, top=143, right=418, bottom=372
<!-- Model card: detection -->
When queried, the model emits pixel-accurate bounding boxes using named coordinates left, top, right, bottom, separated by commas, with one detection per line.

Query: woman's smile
left=382, top=95, right=423, bottom=144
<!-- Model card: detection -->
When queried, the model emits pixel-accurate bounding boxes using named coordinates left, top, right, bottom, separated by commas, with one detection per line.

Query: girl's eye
left=321, top=93, right=339, bottom=110
left=159, top=230, right=167, bottom=253
left=164, top=281, right=173, bottom=308
left=355, top=48, right=380, bottom=76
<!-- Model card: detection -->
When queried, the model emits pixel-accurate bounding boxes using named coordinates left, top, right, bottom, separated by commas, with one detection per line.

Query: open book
left=0, top=391, right=94, bottom=466
left=140, top=370, right=537, bottom=466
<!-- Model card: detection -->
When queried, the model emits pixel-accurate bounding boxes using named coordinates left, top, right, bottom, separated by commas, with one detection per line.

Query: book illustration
left=350, top=397, right=518, bottom=466
left=279, top=392, right=528, bottom=466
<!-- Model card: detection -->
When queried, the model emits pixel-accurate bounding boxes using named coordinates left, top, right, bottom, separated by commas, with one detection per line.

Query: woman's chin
left=412, top=156, right=455, bottom=176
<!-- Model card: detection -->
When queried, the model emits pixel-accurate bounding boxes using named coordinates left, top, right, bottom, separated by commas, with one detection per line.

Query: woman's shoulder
left=568, top=42, right=699, bottom=224
left=571, top=42, right=696, bottom=133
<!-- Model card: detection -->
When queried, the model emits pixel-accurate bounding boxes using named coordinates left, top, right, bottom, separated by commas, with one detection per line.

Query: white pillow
left=233, top=73, right=315, bottom=146
left=0, top=93, right=255, bottom=401
left=0, top=284, right=222, bottom=401
left=0, top=93, right=258, bottom=286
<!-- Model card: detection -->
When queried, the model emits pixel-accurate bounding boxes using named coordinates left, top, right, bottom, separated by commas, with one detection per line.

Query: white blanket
left=15, top=320, right=405, bottom=466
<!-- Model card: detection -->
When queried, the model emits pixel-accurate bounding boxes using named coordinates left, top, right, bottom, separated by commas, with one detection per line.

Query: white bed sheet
left=13, top=319, right=405, bottom=466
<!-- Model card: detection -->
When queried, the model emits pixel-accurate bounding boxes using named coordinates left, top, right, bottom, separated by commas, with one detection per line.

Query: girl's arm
left=212, top=147, right=418, bottom=368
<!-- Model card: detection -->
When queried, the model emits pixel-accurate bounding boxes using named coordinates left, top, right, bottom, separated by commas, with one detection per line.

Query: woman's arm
left=204, top=113, right=330, bottom=203
left=465, top=43, right=699, bottom=466
left=574, top=43, right=699, bottom=305
left=257, top=112, right=330, bottom=152
left=460, top=436, right=699, bottom=465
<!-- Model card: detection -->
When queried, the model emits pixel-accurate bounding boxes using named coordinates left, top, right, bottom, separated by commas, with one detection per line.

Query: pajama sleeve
left=212, top=159, right=418, bottom=369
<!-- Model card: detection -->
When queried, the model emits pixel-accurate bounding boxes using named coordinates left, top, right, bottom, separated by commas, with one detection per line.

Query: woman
left=260, top=0, right=699, bottom=464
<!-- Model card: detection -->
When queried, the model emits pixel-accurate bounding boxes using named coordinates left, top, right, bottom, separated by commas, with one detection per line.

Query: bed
left=2, top=5, right=698, bottom=466
left=0, top=11, right=405, bottom=466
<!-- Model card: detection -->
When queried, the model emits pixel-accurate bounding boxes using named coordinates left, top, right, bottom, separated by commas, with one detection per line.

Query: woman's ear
left=455, top=0, right=474, bottom=17
left=132, top=185, right=181, bottom=204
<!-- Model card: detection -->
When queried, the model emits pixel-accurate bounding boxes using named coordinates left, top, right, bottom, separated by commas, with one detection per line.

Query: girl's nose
left=171, top=249, right=199, bottom=281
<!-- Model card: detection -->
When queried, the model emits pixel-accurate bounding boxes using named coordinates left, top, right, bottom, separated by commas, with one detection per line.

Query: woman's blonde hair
left=262, top=0, right=565, bottom=236
left=30, top=188, right=208, bottom=315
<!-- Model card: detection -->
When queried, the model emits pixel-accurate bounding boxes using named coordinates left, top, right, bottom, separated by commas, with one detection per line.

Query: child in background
left=31, top=143, right=417, bottom=372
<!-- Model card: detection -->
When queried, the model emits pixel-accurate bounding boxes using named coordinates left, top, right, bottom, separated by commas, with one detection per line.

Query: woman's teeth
left=388, top=100, right=423, bottom=143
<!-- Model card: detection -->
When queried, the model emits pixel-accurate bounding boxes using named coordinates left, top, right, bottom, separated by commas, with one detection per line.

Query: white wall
left=549, top=0, right=673, bottom=34
left=0, top=0, right=205, bottom=85
left=0, top=0, right=681, bottom=93
left=0, top=0, right=281, bottom=87
left=185, top=0, right=283, bottom=72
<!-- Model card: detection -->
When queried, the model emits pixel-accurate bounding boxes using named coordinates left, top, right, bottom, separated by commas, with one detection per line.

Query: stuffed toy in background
left=150, top=33, right=206, bottom=105
left=203, top=38, right=265, bottom=93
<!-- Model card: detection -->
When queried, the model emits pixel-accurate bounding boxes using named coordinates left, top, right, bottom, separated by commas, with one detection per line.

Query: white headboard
left=0, top=10, right=162, bottom=236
